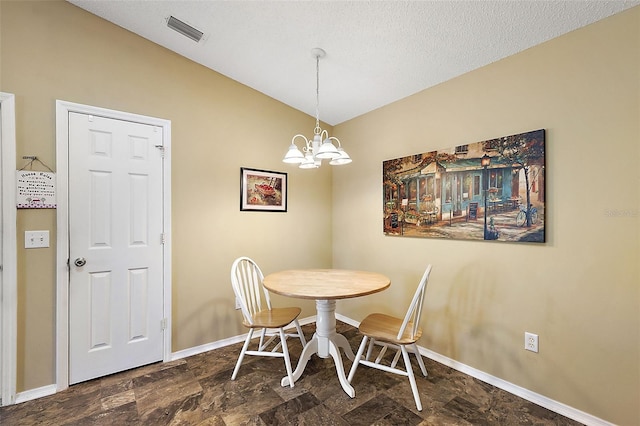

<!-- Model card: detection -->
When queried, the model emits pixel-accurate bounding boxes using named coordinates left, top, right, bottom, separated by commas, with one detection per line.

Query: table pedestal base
left=280, top=299, right=356, bottom=397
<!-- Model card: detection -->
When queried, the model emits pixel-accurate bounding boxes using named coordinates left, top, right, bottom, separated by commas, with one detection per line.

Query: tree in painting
left=493, top=129, right=545, bottom=227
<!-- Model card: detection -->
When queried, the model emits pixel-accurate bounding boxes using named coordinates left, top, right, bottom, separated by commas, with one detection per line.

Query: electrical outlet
left=525, top=332, right=539, bottom=353
left=235, top=297, right=242, bottom=310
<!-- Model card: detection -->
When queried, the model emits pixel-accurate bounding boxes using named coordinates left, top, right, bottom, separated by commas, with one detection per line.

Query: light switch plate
left=25, top=230, right=50, bottom=248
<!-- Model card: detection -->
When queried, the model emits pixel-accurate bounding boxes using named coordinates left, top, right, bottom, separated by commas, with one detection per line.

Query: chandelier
left=282, top=48, right=352, bottom=169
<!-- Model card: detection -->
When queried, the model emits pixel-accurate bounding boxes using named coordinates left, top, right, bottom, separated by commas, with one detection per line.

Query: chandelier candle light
left=283, top=48, right=352, bottom=169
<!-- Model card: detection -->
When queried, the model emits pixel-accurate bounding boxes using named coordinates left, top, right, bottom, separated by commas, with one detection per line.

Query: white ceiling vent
left=166, top=15, right=203, bottom=42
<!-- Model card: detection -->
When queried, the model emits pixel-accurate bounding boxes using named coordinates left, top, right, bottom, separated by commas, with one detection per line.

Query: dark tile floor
left=0, top=321, right=583, bottom=425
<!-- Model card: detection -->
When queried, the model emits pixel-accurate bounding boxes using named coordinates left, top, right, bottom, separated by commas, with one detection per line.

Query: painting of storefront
left=383, top=129, right=545, bottom=243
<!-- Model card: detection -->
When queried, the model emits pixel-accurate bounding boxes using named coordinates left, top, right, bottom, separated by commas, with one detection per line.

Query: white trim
left=14, top=385, right=57, bottom=405
left=417, top=347, right=613, bottom=426
left=335, top=313, right=358, bottom=328
left=15, top=299, right=614, bottom=426
left=55, top=100, right=172, bottom=392
left=172, top=335, right=247, bottom=361
left=337, top=313, right=612, bottom=426
left=299, top=315, right=317, bottom=326
left=171, top=316, right=317, bottom=361
left=0, top=92, right=17, bottom=407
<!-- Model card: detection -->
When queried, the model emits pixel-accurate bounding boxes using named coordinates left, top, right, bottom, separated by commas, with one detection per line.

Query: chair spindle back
left=397, top=264, right=432, bottom=341
left=230, top=257, right=271, bottom=325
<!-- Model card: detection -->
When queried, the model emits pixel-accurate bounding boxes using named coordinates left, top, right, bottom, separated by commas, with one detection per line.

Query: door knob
left=74, top=257, right=86, bottom=267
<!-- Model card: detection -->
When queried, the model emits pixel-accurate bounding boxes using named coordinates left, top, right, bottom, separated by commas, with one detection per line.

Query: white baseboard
left=335, top=313, right=359, bottom=328
left=418, top=347, right=613, bottom=426
left=336, top=313, right=612, bottom=426
left=171, top=315, right=317, bottom=361
left=14, top=384, right=57, bottom=405
left=9, top=314, right=614, bottom=425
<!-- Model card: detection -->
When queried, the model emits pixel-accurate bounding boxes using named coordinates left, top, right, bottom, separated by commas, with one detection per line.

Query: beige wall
left=1, top=1, right=639, bottom=425
left=332, top=7, right=639, bottom=426
left=1, top=1, right=325, bottom=392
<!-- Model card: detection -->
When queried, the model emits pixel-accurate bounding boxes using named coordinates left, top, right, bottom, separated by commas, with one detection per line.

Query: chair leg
left=279, top=328, right=295, bottom=388
left=258, top=328, right=267, bottom=350
left=389, top=346, right=401, bottom=367
left=365, top=338, right=376, bottom=361
left=411, top=343, right=428, bottom=377
left=294, top=320, right=307, bottom=346
left=232, top=328, right=255, bottom=380
left=348, top=336, right=369, bottom=383
left=401, top=345, right=422, bottom=411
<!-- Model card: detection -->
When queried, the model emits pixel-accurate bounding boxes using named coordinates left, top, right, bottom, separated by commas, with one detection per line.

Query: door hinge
left=155, top=145, right=165, bottom=158
left=161, top=318, right=168, bottom=330
left=161, top=233, right=166, bottom=245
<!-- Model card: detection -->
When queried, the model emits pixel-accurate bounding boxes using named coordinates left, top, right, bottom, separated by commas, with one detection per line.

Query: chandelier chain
left=314, top=54, right=321, bottom=133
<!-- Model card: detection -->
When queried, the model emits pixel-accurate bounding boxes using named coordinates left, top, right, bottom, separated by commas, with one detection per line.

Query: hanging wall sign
left=16, top=171, right=57, bottom=209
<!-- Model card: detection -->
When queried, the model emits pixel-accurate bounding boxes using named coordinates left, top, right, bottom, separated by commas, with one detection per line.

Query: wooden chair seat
left=358, top=313, right=422, bottom=345
left=243, top=307, right=302, bottom=329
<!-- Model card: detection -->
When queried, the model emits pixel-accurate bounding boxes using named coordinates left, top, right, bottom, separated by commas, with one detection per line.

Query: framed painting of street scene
left=240, top=167, right=287, bottom=212
left=383, top=129, right=545, bottom=243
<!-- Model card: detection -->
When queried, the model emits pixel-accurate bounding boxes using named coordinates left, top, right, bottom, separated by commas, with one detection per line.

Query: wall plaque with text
left=17, top=171, right=57, bottom=209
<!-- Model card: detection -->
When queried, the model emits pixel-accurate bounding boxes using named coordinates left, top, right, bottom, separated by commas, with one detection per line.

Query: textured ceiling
left=67, top=0, right=639, bottom=125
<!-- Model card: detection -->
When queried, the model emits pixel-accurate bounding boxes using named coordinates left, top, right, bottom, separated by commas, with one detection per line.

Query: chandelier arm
left=291, top=134, right=313, bottom=151
left=328, top=136, right=342, bottom=147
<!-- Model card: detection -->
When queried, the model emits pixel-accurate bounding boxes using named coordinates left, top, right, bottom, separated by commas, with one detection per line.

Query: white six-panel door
left=68, top=112, right=164, bottom=384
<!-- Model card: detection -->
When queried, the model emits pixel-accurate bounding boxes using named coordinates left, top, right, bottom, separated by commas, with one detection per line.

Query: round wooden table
left=263, top=269, right=390, bottom=397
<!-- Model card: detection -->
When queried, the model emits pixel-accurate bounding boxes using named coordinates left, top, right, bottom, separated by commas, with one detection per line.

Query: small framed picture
left=240, top=167, right=287, bottom=212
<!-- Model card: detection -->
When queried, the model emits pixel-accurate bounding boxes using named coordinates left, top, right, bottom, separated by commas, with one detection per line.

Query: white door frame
left=55, top=100, right=172, bottom=391
left=0, top=93, right=17, bottom=406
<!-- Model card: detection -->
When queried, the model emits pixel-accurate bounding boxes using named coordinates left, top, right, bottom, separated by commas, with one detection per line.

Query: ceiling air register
left=166, top=15, right=203, bottom=42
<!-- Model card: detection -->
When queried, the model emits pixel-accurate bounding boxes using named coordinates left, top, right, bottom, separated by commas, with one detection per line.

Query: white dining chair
left=230, top=256, right=306, bottom=387
left=347, top=264, right=432, bottom=411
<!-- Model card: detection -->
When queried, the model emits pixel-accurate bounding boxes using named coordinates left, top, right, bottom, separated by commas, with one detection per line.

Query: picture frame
left=240, top=167, right=288, bottom=212
left=383, top=129, right=545, bottom=243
